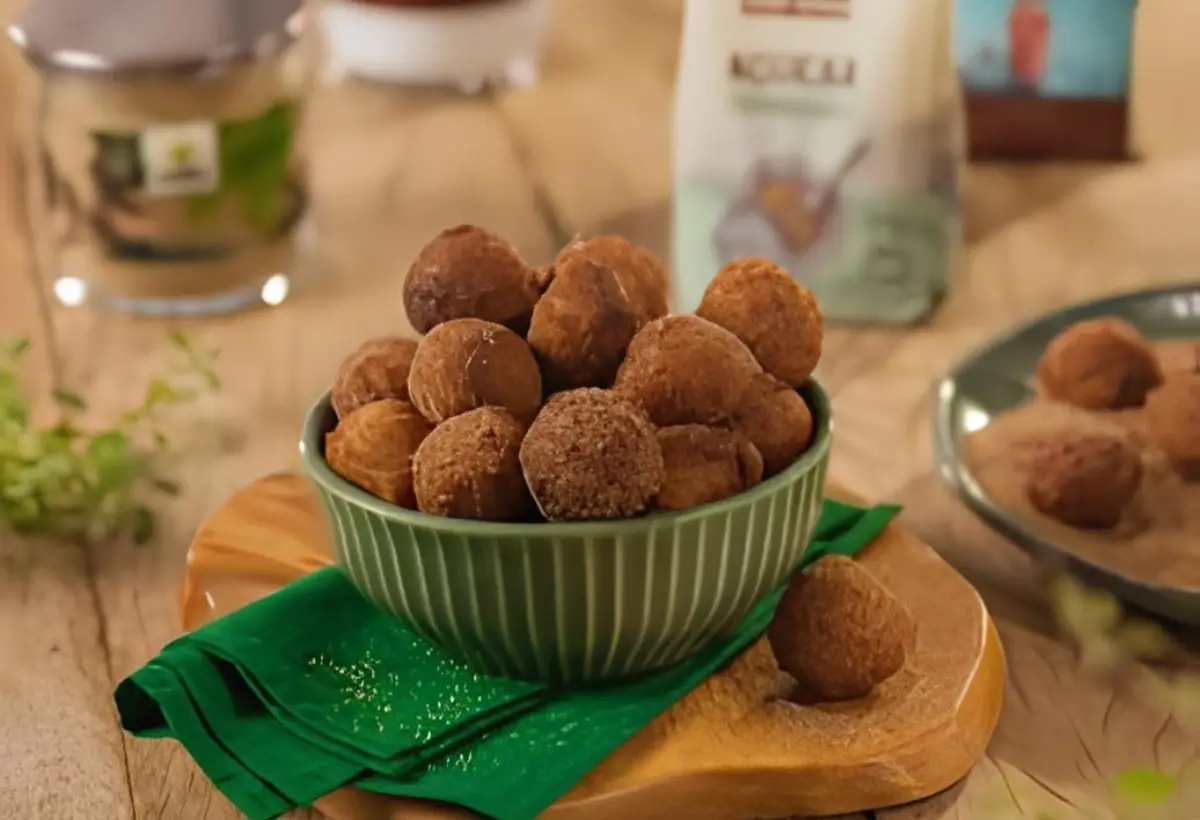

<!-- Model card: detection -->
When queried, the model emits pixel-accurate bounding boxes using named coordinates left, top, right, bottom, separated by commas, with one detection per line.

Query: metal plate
left=933, top=284, right=1200, bottom=624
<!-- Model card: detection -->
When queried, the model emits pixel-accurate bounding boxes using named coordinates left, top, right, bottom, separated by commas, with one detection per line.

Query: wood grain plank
left=494, top=0, right=681, bottom=254
left=71, top=81, right=559, bottom=820
left=877, top=476, right=1200, bottom=820
left=0, top=10, right=135, bottom=820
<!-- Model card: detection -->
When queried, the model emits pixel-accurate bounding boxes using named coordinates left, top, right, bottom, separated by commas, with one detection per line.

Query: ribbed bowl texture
left=300, top=382, right=832, bottom=684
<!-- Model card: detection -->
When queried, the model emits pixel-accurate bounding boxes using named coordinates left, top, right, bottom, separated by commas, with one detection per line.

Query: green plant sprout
left=0, top=331, right=219, bottom=545
left=973, top=575, right=1200, bottom=820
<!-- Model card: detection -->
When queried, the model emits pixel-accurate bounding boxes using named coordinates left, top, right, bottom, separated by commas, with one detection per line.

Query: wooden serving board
left=180, top=474, right=1006, bottom=820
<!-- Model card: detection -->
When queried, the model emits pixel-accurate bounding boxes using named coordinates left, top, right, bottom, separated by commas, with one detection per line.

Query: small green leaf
left=151, top=478, right=181, bottom=496
left=5, top=338, right=31, bottom=357
left=0, top=332, right=218, bottom=547
left=51, top=388, right=87, bottom=411
left=168, top=329, right=193, bottom=352
left=144, top=378, right=193, bottom=409
left=1113, top=768, right=1176, bottom=805
left=130, top=506, right=156, bottom=545
left=1115, top=619, right=1173, bottom=660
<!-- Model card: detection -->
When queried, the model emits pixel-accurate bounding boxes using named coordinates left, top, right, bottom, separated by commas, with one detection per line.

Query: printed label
left=672, top=0, right=962, bottom=323
left=72, top=102, right=304, bottom=262
left=139, top=121, right=220, bottom=198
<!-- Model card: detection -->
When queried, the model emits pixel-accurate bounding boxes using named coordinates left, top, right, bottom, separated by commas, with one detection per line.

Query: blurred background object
left=673, top=0, right=963, bottom=324
left=10, top=0, right=315, bottom=315
left=319, top=0, right=548, bottom=92
left=956, top=0, right=1137, bottom=159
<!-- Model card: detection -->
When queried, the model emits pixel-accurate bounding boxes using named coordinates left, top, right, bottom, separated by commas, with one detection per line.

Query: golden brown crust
left=519, top=388, right=664, bottom=520
left=407, top=318, right=543, bottom=426
left=402, top=224, right=540, bottom=334
left=411, top=407, right=535, bottom=521
left=1036, top=317, right=1163, bottom=410
left=554, top=235, right=670, bottom=324
left=655, top=425, right=763, bottom=511
left=1025, top=432, right=1143, bottom=529
left=1145, top=373, right=1200, bottom=480
left=768, top=556, right=914, bottom=703
left=696, top=257, right=823, bottom=388
left=731, top=373, right=815, bottom=477
left=613, top=315, right=762, bottom=427
left=527, top=258, right=642, bottom=391
left=330, top=336, right=419, bottom=420
left=324, top=399, right=432, bottom=507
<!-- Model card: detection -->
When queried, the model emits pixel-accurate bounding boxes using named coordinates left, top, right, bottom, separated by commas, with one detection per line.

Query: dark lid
left=9, top=0, right=302, bottom=75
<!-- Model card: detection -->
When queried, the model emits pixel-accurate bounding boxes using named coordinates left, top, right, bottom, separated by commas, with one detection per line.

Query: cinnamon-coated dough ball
left=614, top=315, right=762, bottom=427
left=331, top=336, right=419, bottom=420
left=1145, top=372, right=1200, bottom=481
left=1026, top=432, right=1143, bottom=530
left=403, top=224, right=540, bottom=334
left=527, top=258, right=641, bottom=390
left=1037, top=318, right=1163, bottom=410
left=325, top=400, right=432, bottom=508
left=696, top=257, right=823, bottom=387
left=407, top=318, right=543, bottom=426
left=411, top=407, right=536, bottom=521
left=519, top=389, right=664, bottom=520
left=552, top=235, right=670, bottom=324
left=732, top=374, right=815, bottom=476
left=656, top=425, right=763, bottom=511
left=768, top=556, right=914, bottom=702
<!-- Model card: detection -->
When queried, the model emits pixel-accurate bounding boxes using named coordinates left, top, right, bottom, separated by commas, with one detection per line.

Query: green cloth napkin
left=116, top=500, right=899, bottom=820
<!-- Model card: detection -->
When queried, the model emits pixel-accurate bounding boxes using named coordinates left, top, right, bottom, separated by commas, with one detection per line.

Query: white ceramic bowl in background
left=319, top=0, right=549, bottom=91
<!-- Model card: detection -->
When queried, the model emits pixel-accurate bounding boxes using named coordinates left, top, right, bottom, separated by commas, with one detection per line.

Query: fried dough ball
left=732, top=373, right=815, bottom=476
left=411, top=407, right=535, bottom=521
left=768, top=556, right=914, bottom=703
left=407, top=318, right=543, bottom=426
left=655, top=425, right=763, bottom=511
left=613, top=315, right=762, bottom=427
left=1036, top=318, right=1163, bottom=410
left=1026, top=432, right=1143, bottom=529
left=551, top=235, right=670, bottom=323
left=696, top=257, right=823, bottom=387
left=325, top=399, right=432, bottom=507
left=1145, top=372, right=1200, bottom=481
left=331, top=336, right=419, bottom=420
left=526, top=258, right=642, bottom=390
left=519, top=389, right=664, bottom=520
left=402, top=224, right=540, bottom=334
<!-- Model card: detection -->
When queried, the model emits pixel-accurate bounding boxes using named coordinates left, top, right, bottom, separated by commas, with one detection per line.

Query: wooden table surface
left=2, top=1, right=1199, bottom=818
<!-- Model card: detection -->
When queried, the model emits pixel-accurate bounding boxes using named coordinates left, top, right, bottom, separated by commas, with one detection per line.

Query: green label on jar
left=87, top=102, right=304, bottom=262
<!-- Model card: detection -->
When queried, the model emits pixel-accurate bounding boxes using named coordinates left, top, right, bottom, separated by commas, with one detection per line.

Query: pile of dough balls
left=1031, top=318, right=1200, bottom=529
left=324, top=224, right=825, bottom=522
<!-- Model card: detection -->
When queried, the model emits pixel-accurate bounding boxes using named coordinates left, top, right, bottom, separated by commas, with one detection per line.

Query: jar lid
left=9, top=0, right=303, bottom=75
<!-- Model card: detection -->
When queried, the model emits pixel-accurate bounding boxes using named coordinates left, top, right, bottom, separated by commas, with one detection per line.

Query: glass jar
left=11, top=0, right=314, bottom=315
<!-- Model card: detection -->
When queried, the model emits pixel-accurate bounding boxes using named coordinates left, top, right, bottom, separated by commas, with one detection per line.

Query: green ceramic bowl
left=299, top=382, right=832, bottom=684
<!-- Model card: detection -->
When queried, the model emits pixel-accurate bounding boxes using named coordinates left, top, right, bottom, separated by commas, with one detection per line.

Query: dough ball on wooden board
left=613, top=315, right=762, bottom=427
left=732, top=373, right=815, bottom=477
left=407, top=318, right=543, bottom=426
left=656, top=425, right=764, bottom=512
left=768, top=555, right=914, bottom=703
left=331, top=335, right=419, bottom=420
left=519, top=388, right=664, bottom=521
left=550, top=235, right=670, bottom=324
left=1145, top=372, right=1200, bottom=481
left=1036, top=317, right=1163, bottom=410
left=325, top=399, right=432, bottom=508
left=403, top=224, right=540, bottom=334
left=411, top=407, right=535, bottom=521
left=1025, top=432, right=1143, bottom=530
left=696, top=257, right=823, bottom=387
left=526, top=258, right=642, bottom=391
